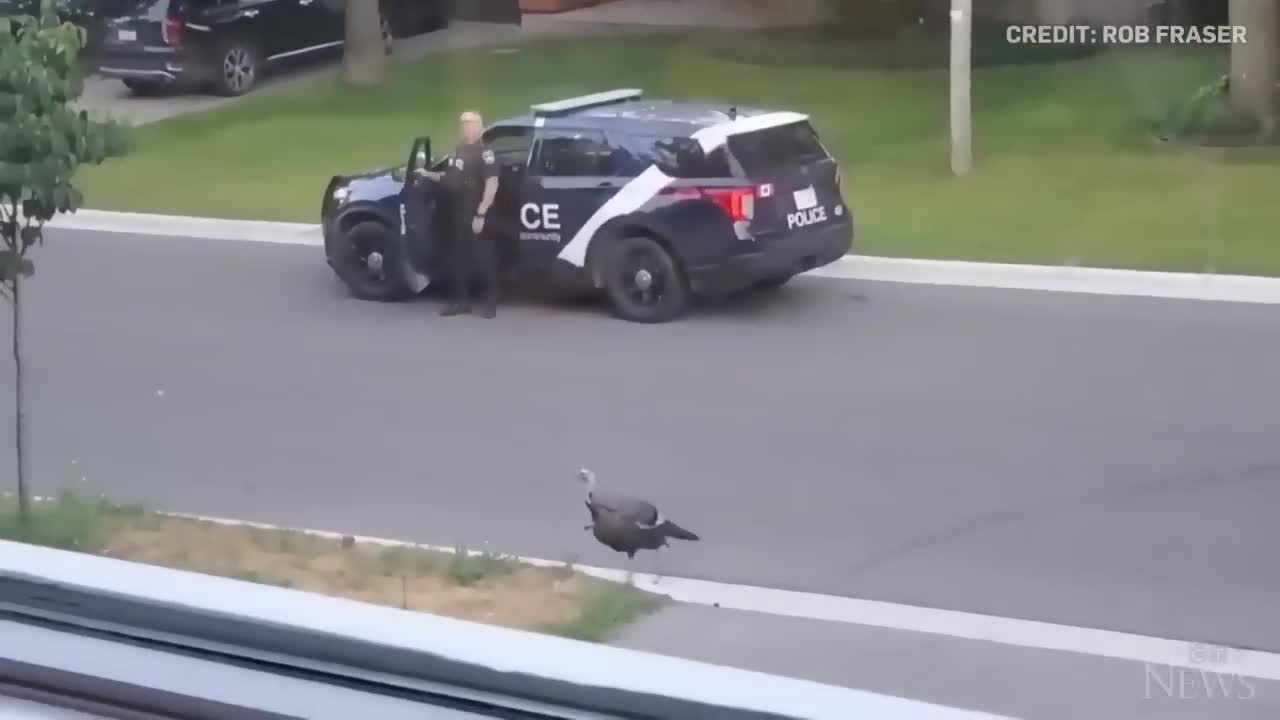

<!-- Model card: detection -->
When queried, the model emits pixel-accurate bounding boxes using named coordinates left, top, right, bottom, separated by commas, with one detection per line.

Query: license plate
left=117, top=29, right=137, bottom=42
left=793, top=186, right=817, bottom=210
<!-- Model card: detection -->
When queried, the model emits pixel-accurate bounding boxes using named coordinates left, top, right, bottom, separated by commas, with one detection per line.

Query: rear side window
left=483, top=126, right=534, bottom=166
left=616, top=135, right=731, bottom=178
left=533, top=129, right=616, bottom=177
left=727, top=121, right=829, bottom=175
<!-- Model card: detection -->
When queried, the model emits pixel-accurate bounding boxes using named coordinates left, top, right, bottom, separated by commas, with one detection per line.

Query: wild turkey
left=578, top=468, right=699, bottom=580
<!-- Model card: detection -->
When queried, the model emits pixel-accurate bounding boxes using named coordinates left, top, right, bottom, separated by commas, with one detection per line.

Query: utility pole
left=1228, top=0, right=1280, bottom=137
left=950, top=0, right=973, bottom=175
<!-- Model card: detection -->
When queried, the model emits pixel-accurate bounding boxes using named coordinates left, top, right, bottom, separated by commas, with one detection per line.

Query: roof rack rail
left=531, top=88, right=643, bottom=116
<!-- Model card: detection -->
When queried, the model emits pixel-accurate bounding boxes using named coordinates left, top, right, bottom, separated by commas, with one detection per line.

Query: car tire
left=332, top=220, right=415, bottom=302
left=421, top=5, right=448, bottom=33
left=212, top=38, right=262, bottom=96
left=599, top=235, right=690, bottom=323
left=122, top=79, right=160, bottom=96
left=754, top=273, right=794, bottom=291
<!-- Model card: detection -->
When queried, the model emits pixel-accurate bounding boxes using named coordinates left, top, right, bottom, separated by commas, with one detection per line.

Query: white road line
left=46, top=209, right=1280, bottom=304
left=48, top=209, right=322, bottom=246
left=165, top=510, right=1280, bottom=682
left=812, top=255, right=1280, bottom=305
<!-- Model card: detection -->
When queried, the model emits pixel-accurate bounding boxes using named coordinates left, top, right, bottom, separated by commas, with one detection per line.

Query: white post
left=950, top=0, right=973, bottom=175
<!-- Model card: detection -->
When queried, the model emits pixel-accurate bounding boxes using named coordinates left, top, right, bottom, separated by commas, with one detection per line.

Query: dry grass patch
left=2, top=494, right=661, bottom=641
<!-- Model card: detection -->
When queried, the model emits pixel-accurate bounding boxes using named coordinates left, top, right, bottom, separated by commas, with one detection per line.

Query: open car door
left=401, top=136, right=440, bottom=287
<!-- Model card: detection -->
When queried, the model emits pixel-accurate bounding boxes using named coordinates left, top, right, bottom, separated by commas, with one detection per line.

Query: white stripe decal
left=555, top=111, right=808, bottom=268
left=692, top=111, right=810, bottom=152
left=556, top=165, right=675, bottom=267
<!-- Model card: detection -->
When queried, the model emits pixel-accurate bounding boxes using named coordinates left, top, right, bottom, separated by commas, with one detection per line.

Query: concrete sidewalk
left=611, top=604, right=1280, bottom=720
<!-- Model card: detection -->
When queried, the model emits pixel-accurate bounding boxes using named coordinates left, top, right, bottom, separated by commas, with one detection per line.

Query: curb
left=47, top=208, right=1280, bottom=305
left=164, top=511, right=1280, bottom=681
left=14, top=493, right=1280, bottom=682
left=50, top=209, right=322, bottom=246
left=809, top=255, right=1280, bottom=305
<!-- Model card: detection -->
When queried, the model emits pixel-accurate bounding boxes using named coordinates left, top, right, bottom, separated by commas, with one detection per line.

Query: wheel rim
left=349, top=231, right=391, bottom=289
left=616, top=247, right=668, bottom=308
left=223, top=47, right=254, bottom=92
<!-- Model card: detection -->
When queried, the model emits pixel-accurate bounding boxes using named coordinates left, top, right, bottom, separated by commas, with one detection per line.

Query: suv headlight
left=332, top=185, right=351, bottom=204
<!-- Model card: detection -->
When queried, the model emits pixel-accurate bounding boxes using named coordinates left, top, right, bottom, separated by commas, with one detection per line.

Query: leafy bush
left=1156, top=75, right=1263, bottom=142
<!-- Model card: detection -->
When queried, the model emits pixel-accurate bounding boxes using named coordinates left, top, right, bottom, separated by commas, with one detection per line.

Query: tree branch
left=18, top=217, right=44, bottom=257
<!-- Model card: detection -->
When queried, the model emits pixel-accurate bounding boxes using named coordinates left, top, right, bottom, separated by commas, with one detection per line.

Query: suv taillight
left=701, top=187, right=755, bottom=222
left=163, top=17, right=184, bottom=47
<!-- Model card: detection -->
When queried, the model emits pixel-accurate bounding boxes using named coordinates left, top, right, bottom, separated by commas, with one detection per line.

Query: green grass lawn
left=1, top=493, right=662, bottom=642
left=76, top=31, right=1280, bottom=275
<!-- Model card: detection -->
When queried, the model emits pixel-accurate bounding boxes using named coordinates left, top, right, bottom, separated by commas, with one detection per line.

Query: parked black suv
left=96, top=0, right=447, bottom=96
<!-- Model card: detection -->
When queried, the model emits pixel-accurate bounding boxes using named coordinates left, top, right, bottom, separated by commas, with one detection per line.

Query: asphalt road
left=3, top=230, right=1278, bottom=653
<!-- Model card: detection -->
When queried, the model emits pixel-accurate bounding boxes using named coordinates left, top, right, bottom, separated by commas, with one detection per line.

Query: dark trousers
left=448, top=213, right=499, bottom=310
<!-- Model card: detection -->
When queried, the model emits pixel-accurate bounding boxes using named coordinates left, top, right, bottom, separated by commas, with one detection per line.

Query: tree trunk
left=343, top=0, right=387, bottom=86
left=1229, top=0, right=1280, bottom=135
left=12, top=273, right=29, bottom=524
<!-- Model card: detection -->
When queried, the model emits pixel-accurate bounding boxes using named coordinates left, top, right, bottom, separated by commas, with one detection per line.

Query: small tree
left=343, top=0, right=387, bottom=86
left=0, top=5, right=124, bottom=523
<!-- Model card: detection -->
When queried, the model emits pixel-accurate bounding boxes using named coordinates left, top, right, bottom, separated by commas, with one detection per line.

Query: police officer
left=418, top=110, right=500, bottom=318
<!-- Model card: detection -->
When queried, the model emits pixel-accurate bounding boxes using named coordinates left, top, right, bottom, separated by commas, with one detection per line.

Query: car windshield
left=3, top=1, right=1277, bottom=717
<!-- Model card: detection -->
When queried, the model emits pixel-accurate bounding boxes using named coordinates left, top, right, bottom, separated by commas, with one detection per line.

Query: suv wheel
left=600, top=235, right=690, bottom=323
left=333, top=220, right=415, bottom=302
left=122, top=79, right=160, bottom=96
left=213, top=39, right=261, bottom=96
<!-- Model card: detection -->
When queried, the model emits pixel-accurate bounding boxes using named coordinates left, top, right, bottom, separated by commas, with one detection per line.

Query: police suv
left=321, top=89, right=853, bottom=323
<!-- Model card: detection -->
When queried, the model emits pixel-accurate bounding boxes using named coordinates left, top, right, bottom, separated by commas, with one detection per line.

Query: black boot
left=440, top=302, right=470, bottom=317
left=477, top=304, right=496, bottom=319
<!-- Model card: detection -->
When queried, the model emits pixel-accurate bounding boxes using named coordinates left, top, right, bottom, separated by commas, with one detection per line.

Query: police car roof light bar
left=531, top=88, right=644, bottom=116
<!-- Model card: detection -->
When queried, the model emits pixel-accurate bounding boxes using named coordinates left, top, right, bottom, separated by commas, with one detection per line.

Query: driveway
left=528, top=0, right=835, bottom=28
left=76, top=19, right=663, bottom=126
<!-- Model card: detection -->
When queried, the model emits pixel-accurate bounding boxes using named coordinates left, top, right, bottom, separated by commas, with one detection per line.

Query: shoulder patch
left=482, top=149, right=495, bottom=164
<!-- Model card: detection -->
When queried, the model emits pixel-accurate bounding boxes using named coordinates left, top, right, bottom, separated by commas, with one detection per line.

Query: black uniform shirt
left=445, top=140, right=498, bottom=215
